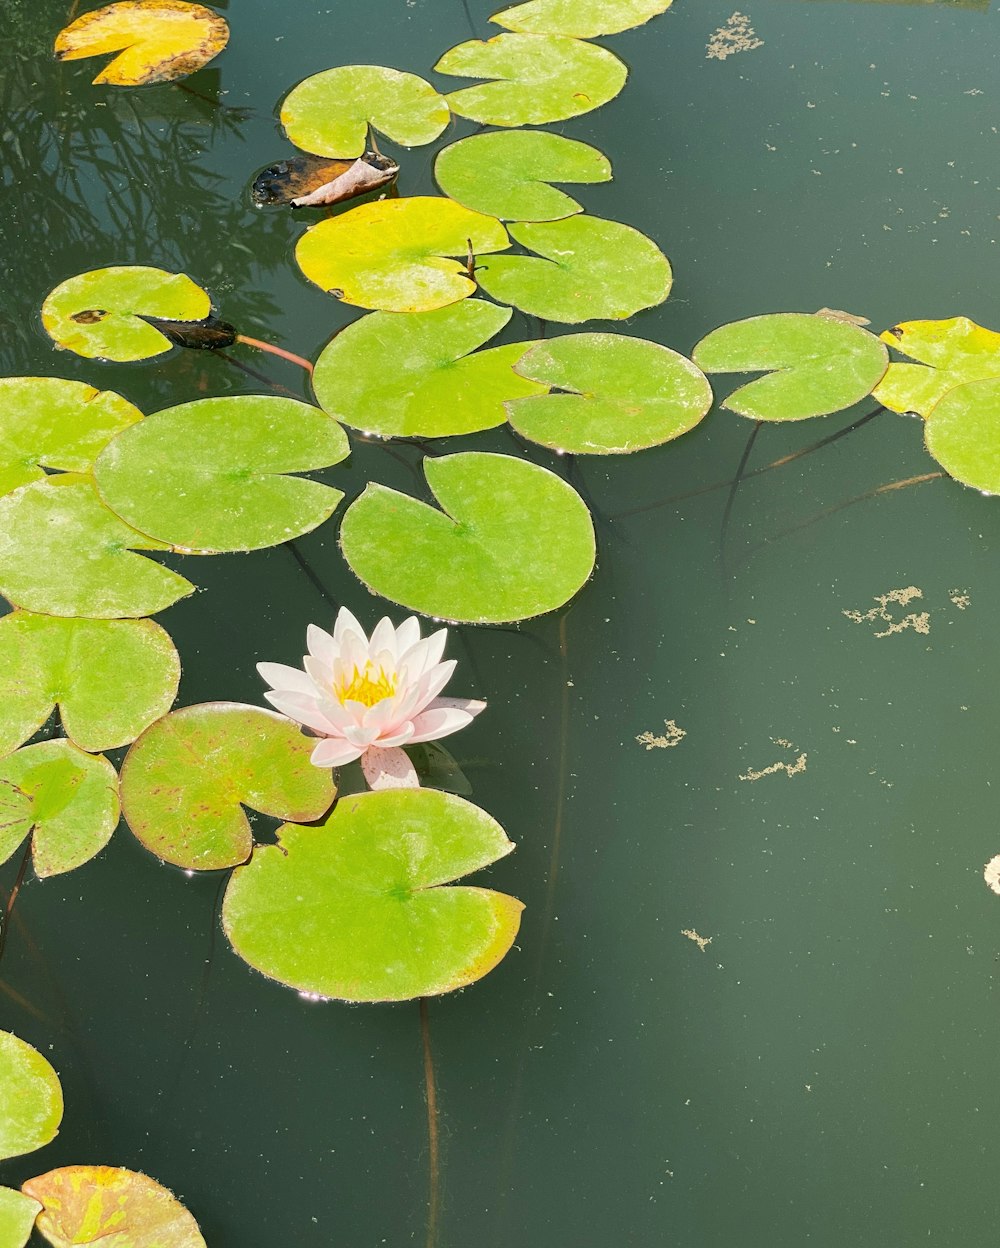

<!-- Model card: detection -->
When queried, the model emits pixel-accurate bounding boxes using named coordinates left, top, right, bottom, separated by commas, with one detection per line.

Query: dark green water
left=5, top=0, right=1000, bottom=1243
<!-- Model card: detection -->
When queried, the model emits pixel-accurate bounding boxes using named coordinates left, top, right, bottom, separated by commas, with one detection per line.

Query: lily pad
left=295, top=197, right=510, bottom=313
left=434, top=131, right=611, bottom=222
left=120, top=703, right=336, bottom=870
left=340, top=452, right=596, bottom=623
left=94, top=396, right=349, bottom=554
left=54, top=0, right=228, bottom=86
left=873, top=317, right=1000, bottom=417
left=435, top=33, right=628, bottom=127
left=507, top=333, right=713, bottom=453
left=280, top=66, right=449, bottom=158
left=0, top=741, right=119, bottom=878
left=0, top=476, right=194, bottom=619
left=0, top=612, right=179, bottom=757
left=475, top=215, right=671, bottom=323
left=42, top=267, right=211, bottom=362
left=0, top=1032, right=63, bottom=1161
left=23, top=1167, right=206, bottom=1248
left=923, top=377, right=1000, bottom=493
left=0, top=1188, right=41, bottom=1248
left=312, top=301, right=547, bottom=438
left=491, top=0, right=671, bottom=36
left=692, top=313, right=889, bottom=421
left=222, top=788, right=523, bottom=1002
left=0, top=378, right=142, bottom=498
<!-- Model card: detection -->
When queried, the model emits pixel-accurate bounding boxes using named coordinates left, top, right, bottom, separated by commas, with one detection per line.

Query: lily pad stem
left=420, top=997, right=441, bottom=1248
left=0, top=839, right=32, bottom=964
left=235, top=334, right=314, bottom=375
left=720, top=421, right=763, bottom=576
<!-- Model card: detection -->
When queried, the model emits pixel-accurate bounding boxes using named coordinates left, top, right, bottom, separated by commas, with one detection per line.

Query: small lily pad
left=0, top=476, right=194, bottom=619
left=94, top=396, right=349, bottom=554
left=475, top=215, right=671, bottom=323
left=53, top=0, right=228, bottom=86
left=435, top=33, right=628, bottom=127
left=23, top=1167, right=206, bottom=1248
left=0, top=1188, right=41, bottom=1248
left=0, top=1032, right=63, bottom=1161
left=924, top=377, right=1000, bottom=493
left=873, top=317, right=1000, bottom=417
left=222, top=788, right=523, bottom=1002
left=280, top=65, right=449, bottom=157
left=0, top=740, right=119, bottom=878
left=312, top=301, right=546, bottom=438
left=692, top=313, right=889, bottom=421
left=434, top=130, right=611, bottom=222
left=295, top=197, right=510, bottom=313
left=0, top=612, right=180, bottom=757
left=490, top=0, right=671, bottom=36
left=42, top=267, right=211, bottom=362
left=340, top=452, right=596, bottom=623
left=120, top=703, right=336, bottom=870
left=507, top=333, right=713, bottom=453
left=0, top=377, right=142, bottom=498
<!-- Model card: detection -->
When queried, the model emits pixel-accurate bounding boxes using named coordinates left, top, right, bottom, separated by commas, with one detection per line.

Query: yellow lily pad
left=490, top=0, right=672, bottom=37
left=873, top=317, right=1000, bottom=417
left=0, top=1032, right=63, bottom=1161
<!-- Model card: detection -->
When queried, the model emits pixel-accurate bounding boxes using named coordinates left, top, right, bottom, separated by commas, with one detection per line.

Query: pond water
left=4, top=0, right=1000, bottom=1244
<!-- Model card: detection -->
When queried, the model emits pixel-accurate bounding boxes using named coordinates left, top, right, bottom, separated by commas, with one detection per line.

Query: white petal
left=368, top=616, right=397, bottom=659
left=374, top=722, right=415, bottom=749
left=304, top=654, right=334, bottom=692
left=256, top=662, right=317, bottom=696
left=430, top=695, right=486, bottom=718
left=306, top=624, right=337, bottom=665
left=264, top=691, right=343, bottom=736
left=341, top=719, right=379, bottom=748
left=399, top=629, right=448, bottom=680
left=361, top=746, right=419, bottom=790
left=410, top=659, right=457, bottom=713
left=333, top=607, right=366, bottom=646
left=394, top=616, right=422, bottom=655
left=311, top=737, right=364, bottom=767
left=407, top=705, right=476, bottom=744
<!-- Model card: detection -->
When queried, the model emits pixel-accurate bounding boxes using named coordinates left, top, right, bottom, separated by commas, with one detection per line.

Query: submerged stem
left=235, top=334, right=314, bottom=375
left=420, top=997, right=441, bottom=1248
left=720, top=421, right=763, bottom=576
left=0, top=839, right=32, bottom=964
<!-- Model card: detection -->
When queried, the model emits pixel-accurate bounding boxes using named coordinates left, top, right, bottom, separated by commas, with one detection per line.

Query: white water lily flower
left=257, top=608, right=485, bottom=790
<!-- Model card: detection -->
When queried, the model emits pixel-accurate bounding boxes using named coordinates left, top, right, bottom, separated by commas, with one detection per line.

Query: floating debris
left=706, top=12, right=763, bottom=61
left=636, top=719, right=686, bottom=750
left=740, top=738, right=807, bottom=782
left=984, top=855, right=1000, bottom=895
left=949, top=588, right=971, bottom=610
left=843, top=586, right=930, bottom=638
left=681, top=928, right=712, bottom=952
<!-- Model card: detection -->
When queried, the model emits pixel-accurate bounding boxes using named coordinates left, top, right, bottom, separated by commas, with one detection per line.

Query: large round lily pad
left=475, top=215, right=671, bottom=323
left=0, top=476, right=194, bottom=619
left=295, top=197, right=510, bottom=313
left=434, top=131, right=612, bottom=222
left=120, top=703, right=336, bottom=870
left=0, top=1188, right=41, bottom=1248
left=0, top=377, right=142, bottom=498
left=340, top=452, right=596, bottom=623
left=23, top=1167, right=206, bottom=1248
left=490, top=0, right=672, bottom=36
left=0, top=612, right=179, bottom=757
left=312, top=301, right=546, bottom=438
left=280, top=65, right=449, bottom=157
left=222, top=788, right=523, bottom=1003
left=53, top=0, right=228, bottom=86
left=435, top=33, right=627, bottom=127
left=507, top=333, right=713, bottom=453
left=924, top=377, right=1000, bottom=493
left=42, top=267, right=210, bottom=362
left=94, top=396, right=348, bottom=554
left=0, top=1032, right=63, bottom=1161
left=0, top=740, right=119, bottom=878
left=692, top=313, right=889, bottom=421
left=873, top=316, right=1000, bottom=417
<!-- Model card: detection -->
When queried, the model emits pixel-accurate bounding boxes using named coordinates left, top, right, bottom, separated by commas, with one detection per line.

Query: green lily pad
left=923, top=377, right=1000, bottom=493
left=490, top=0, right=671, bottom=36
left=507, top=332, right=713, bottom=453
left=42, top=267, right=210, bottom=362
left=222, top=788, right=523, bottom=1002
left=0, top=1188, right=41, bottom=1248
left=280, top=65, right=450, bottom=157
left=435, top=33, right=627, bottom=127
left=476, top=216, right=671, bottom=323
left=23, top=1167, right=206, bottom=1248
left=340, top=451, right=596, bottom=623
left=312, top=301, right=546, bottom=438
left=0, top=612, right=179, bottom=757
left=0, top=740, right=119, bottom=878
left=0, top=476, right=194, bottom=619
left=120, top=703, right=336, bottom=870
left=0, top=1032, right=63, bottom=1161
left=93, top=396, right=348, bottom=554
left=434, top=130, right=611, bottom=222
left=295, top=196, right=510, bottom=313
left=692, top=313, right=889, bottom=421
left=873, top=317, right=1000, bottom=417
left=0, top=377, right=142, bottom=498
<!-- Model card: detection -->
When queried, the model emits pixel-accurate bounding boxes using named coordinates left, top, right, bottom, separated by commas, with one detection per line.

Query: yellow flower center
left=336, top=663, right=397, bottom=707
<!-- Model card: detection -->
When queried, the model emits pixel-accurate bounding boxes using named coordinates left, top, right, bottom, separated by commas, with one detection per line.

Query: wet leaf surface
left=0, top=1032, right=63, bottom=1161
left=924, top=376, right=1000, bottom=492
left=490, top=0, right=672, bottom=36
left=222, top=788, right=523, bottom=1002
left=251, top=152, right=399, bottom=209
left=340, top=452, right=596, bottom=623
left=120, top=703, right=336, bottom=870
left=312, top=301, right=546, bottom=438
left=873, top=316, right=1000, bottom=416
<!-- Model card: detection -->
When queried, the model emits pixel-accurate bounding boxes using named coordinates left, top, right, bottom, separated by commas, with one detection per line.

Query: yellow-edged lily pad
left=0, top=1032, right=63, bottom=1161
left=0, top=1188, right=41, bottom=1248
left=874, top=317, right=1000, bottom=417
